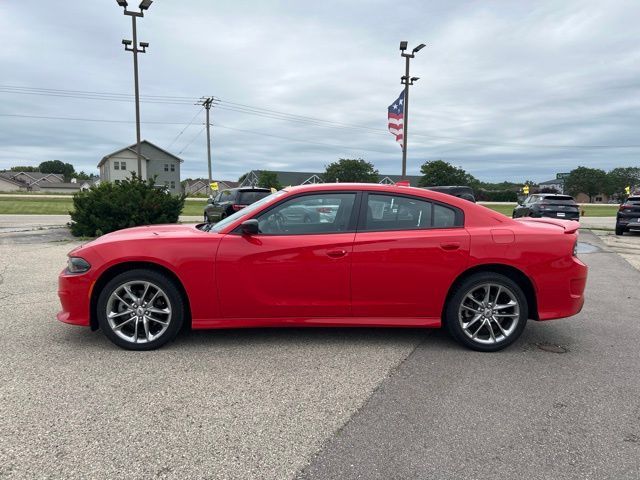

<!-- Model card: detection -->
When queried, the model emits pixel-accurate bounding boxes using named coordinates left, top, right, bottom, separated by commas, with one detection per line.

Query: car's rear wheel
left=97, top=269, right=184, bottom=350
left=615, top=225, right=624, bottom=236
left=445, top=272, right=528, bottom=352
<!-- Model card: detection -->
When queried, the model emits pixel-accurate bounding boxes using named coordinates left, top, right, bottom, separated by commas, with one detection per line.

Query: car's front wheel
left=445, top=272, right=528, bottom=352
left=97, top=269, right=185, bottom=350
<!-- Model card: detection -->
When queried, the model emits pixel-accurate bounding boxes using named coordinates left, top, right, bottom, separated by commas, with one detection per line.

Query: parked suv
left=513, top=194, right=579, bottom=220
left=204, top=187, right=271, bottom=223
left=615, top=196, right=640, bottom=235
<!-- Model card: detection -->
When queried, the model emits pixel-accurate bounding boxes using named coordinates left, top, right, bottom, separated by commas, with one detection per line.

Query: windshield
left=207, top=190, right=286, bottom=232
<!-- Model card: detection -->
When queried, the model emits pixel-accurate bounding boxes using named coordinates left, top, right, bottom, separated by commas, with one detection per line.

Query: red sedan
left=57, top=183, right=587, bottom=351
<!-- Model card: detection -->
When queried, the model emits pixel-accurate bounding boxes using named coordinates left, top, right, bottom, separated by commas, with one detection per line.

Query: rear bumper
left=540, top=212, right=580, bottom=221
left=57, top=269, right=92, bottom=327
left=531, top=256, right=588, bottom=321
left=616, top=216, right=640, bottom=230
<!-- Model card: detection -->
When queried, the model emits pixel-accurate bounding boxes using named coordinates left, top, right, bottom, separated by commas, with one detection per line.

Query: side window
left=364, top=194, right=432, bottom=231
left=433, top=203, right=456, bottom=228
left=164, top=164, right=169, bottom=172
left=114, top=161, right=120, bottom=170
left=121, top=161, right=126, bottom=170
left=170, top=164, right=176, bottom=172
left=256, top=193, right=356, bottom=235
left=363, top=194, right=461, bottom=231
left=220, top=190, right=234, bottom=202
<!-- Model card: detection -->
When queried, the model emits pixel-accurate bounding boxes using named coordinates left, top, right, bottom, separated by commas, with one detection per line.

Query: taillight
left=619, top=205, right=630, bottom=211
left=232, top=204, right=247, bottom=211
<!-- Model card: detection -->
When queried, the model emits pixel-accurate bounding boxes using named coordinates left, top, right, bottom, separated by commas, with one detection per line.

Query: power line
left=178, top=126, right=206, bottom=155
left=166, top=107, right=204, bottom=148
left=2, top=86, right=640, bottom=149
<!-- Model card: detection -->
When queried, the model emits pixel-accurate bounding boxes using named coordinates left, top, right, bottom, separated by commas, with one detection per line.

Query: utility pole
left=117, top=0, right=153, bottom=178
left=399, top=41, right=426, bottom=179
left=198, top=97, right=217, bottom=196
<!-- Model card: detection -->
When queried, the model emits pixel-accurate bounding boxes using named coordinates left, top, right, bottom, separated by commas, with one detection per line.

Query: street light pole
left=399, top=41, right=426, bottom=179
left=117, top=0, right=153, bottom=179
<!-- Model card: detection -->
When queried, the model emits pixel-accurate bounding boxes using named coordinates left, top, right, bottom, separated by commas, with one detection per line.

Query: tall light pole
left=399, top=41, right=426, bottom=179
left=117, top=0, right=153, bottom=178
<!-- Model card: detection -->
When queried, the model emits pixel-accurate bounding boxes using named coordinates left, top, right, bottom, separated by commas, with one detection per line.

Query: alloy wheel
left=105, top=280, right=172, bottom=344
left=458, top=282, right=520, bottom=345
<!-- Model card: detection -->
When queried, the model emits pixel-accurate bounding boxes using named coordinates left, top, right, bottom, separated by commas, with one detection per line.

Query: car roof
left=227, top=187, right=271, bottom=191
left=283, top=182, right=478, bottom=208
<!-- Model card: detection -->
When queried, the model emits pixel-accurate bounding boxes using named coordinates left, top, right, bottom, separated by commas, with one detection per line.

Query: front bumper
left=57, top=269, right=93, bottom=327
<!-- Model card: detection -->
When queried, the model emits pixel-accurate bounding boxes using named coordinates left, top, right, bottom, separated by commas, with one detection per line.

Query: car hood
left=84, top=224, right=210, bottom=247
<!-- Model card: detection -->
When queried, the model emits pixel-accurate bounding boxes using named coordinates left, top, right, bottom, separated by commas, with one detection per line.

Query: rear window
left=627, top=197, right=640, bottom=203
left=542, top=195, right=576, bottom=204
left=238, top=191, right=271, bottom=205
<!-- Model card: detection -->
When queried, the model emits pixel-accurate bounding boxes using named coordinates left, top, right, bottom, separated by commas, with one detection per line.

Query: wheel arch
left=443, top=263, right=539, bottom=322
left=89, top=261, right=192, bottom=331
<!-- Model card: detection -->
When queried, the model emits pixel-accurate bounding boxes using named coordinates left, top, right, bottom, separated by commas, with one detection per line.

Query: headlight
left=67, top=257, right=91, bottom=274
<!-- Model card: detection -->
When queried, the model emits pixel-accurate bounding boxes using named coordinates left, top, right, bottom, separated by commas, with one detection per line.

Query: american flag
left=388, top=91, right=405, bottom=148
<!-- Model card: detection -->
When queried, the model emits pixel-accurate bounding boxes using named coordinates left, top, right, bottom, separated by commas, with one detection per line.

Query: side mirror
left=207, top=198, right=214, bottom=204
left=240, top=219, right=260, bottom=235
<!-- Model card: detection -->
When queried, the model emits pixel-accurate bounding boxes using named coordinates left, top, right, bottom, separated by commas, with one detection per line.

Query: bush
left=69, top=175, right=186, bottom=237
left=476, top=189, right=518, bottom=202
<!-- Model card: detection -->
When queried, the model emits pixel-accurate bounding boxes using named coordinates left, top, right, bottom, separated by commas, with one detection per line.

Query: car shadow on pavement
left=57, top=316, right=576, bottom=354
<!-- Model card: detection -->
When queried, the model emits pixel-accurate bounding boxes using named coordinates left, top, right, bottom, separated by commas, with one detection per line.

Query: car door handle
left=440, top=242, right=460, bottom=251
left=326, top=249, right=348, bottom=258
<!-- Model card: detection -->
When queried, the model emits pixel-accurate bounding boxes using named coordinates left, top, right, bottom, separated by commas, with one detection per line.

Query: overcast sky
left=1, top=0, right=639, bottom=182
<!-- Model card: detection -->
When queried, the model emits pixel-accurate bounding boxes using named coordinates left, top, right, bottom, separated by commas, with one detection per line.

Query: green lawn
left=0, top=196, right=620, bottom=217
left=481, top=203, right=619, bottom=217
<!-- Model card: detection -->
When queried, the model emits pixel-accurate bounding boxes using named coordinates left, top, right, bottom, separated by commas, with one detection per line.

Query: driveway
left=1, top=229, right=639, bottom=479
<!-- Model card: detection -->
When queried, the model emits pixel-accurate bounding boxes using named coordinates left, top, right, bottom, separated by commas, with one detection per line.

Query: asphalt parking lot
left=1, top=220, right=640, bottom=479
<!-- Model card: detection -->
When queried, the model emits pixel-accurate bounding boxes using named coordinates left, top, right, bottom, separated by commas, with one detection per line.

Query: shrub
left=476, top=189, right=518, bottom=202
left=69, top=175, right=186, bottom=237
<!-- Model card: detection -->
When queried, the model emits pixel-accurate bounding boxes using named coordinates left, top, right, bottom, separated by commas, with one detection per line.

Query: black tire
left=445, top=272, right=528, bottom=352
left=97, top=269, right=185, bottom=351
left=615, top=225, right=624, bottom=236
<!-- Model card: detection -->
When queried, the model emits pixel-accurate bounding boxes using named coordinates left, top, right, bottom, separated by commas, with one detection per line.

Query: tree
left=238, top=173, right=248, bottom=183
left=323, top=158, right=379, bottom=183
left=257, top=171, right=282, bottom=190
left=73, top=171, right=94, bottom=181
left=9, top=166, right=39, bottom=172
left=38, top=160, right=75, bottom=180
left=564, top=166, right=608, bottom=202
left=606, top=167, right=640, bottom=198
left=418, top=160, right=479, bottom=187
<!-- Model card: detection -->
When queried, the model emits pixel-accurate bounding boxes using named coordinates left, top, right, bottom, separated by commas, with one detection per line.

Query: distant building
left=183, top=179, right=239, bottom=196
left=538, top=178, right=564, bottom=193
left=0, top=171, right=64, bottom=191
left=238, top=170, right=422, bottom=188
left=97, top=140, right=183, bottom=194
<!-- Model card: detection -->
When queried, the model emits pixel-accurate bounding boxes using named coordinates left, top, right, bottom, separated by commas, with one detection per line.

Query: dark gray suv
left=204, top=187, right=271, bottom=223
left=616, top=196, right=640, bottom=235
left=512, top=194, right=579, bottom=220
